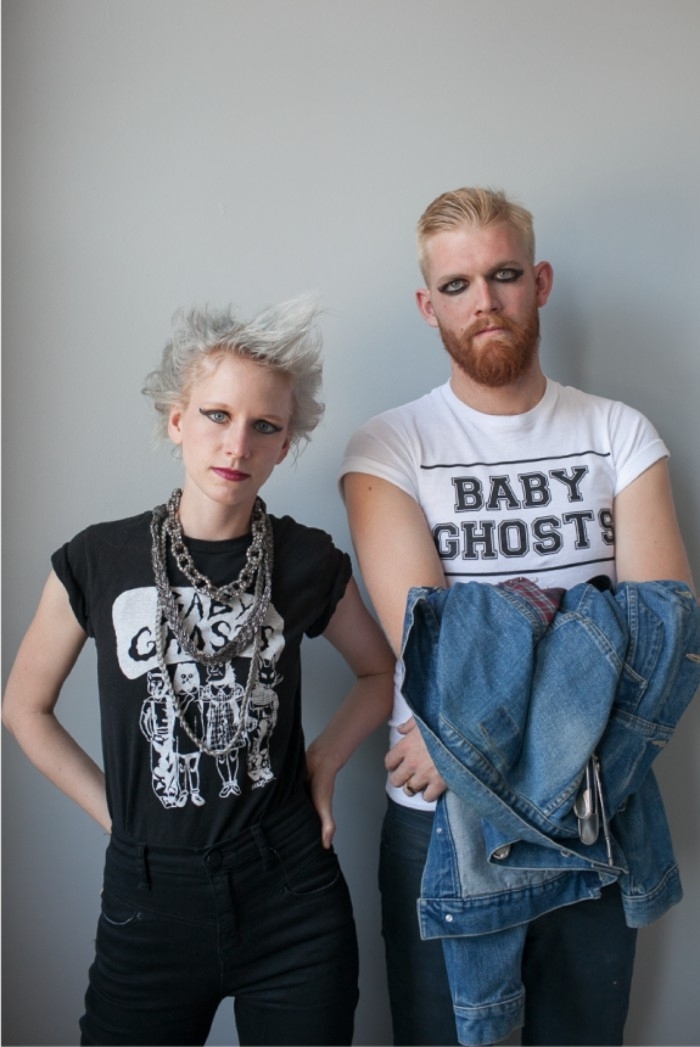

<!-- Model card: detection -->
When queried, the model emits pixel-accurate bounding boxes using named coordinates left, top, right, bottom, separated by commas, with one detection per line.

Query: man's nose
left=473, top=279, right=501, bottom=314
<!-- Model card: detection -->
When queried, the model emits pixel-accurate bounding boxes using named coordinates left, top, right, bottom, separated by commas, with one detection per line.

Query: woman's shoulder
left=269, top=512, right=352, bottom=578
left=62, top=509, right=154, bottom=555
left=269, top=512, right=341, bottom=554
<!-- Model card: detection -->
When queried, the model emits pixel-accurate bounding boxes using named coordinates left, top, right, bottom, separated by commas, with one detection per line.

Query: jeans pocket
left=99, top=888, right=145, bottom=929
left=381, top=801, right=434, bottom=863
left=275, top=836, right=342, bottom=896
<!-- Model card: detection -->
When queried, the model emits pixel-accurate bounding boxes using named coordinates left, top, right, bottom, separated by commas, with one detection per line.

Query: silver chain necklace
left=149, top=489, right=274, bottom=758
left=163, top=488, right=269, bottom=604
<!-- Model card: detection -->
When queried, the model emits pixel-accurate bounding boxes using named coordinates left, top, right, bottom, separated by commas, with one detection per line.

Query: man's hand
left=385, top=717, right=447, bottom=802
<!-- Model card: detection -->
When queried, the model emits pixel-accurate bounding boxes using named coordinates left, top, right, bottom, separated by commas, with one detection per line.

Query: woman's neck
left=175, top=489, right=255, bottom=541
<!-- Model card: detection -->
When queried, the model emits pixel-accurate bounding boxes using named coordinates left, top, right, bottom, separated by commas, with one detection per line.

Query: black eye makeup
left=254, top=420, right=284, bottom=435
left=199, top=408, right=284, bottom=435
left=437, top=266, right=524, bottom=296
left=492, top=267, right=523, bottom=282
left=199, top=408, right=229, bottom=424
left=438, top=278, right=469, bottom=296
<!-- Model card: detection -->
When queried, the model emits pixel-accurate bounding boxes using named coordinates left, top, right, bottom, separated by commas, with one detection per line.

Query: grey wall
left=2, top=1, right=699, bottom=1044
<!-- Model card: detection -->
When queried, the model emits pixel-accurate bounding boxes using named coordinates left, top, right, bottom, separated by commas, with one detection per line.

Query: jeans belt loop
left=250, top=823, right=274, bottom=871
left=136, top=843, right=152, bottom=890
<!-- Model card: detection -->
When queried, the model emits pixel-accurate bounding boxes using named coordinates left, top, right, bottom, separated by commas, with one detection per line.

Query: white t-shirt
left=340, top=378, right=668, bottom=810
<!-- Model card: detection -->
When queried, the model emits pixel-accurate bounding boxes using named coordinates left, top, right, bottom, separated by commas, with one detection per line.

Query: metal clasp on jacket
left=574, top=753, right=614, bottom=866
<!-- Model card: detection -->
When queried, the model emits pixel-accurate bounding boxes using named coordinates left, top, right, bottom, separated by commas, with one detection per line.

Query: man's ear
left=534, top=261, right=554, bottom=308
left=416, top=288, right=439, bottom=328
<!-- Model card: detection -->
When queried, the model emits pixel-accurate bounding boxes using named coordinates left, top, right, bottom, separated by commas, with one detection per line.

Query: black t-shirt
left=52, top=509, right=352, bottom=847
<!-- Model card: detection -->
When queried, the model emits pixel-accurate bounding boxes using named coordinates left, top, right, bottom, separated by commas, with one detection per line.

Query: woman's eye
left=440, top=279, right=468, bottom=296
left=255, top=419, right=283, bottom=435
left=200, top=409, right=228, bottom=424
left=493, top=268, right=523, bottom=282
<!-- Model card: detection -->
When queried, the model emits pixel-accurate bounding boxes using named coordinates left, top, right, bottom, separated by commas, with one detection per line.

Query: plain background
left=2, top=1, right=699, bottom=1044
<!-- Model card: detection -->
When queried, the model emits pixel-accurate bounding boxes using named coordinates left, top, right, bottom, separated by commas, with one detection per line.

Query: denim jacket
left=401, top=579, right=700, bottom=1044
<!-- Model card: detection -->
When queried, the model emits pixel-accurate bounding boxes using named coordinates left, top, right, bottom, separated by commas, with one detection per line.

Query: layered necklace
left=150, top=488, right=274, bottom=758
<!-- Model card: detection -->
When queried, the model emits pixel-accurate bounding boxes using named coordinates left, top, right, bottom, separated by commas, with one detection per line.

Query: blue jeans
left=80, top=797, right=359, bottom=1045
left=379, top=800, right=459, bottom=1046
left=379, top=799, right=637, bottom=1046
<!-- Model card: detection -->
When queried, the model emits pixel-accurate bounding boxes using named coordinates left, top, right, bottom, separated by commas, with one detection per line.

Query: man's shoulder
left=549, top=380, right=641, bottom=419
left=339, top=385, right=449, bottom=488
left=350, top=383, right=448, bottom=437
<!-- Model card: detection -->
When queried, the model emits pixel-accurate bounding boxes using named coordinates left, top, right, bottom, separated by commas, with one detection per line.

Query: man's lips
left=212, top=467, right=250, bottom=481
left=473, top=323, right=507, bottom=336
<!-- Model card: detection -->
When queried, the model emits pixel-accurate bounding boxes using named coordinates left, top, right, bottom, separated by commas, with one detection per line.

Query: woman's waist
left=107, top=788, right=312, bottom=878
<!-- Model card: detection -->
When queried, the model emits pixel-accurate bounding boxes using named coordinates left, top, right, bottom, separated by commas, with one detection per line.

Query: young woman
left=2, top=295, right=395, bottom=1046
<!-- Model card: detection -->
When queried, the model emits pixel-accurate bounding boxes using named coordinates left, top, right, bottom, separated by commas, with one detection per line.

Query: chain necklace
left=163, top=488, right=269, bottom=603
left=150, top=489, right=273, bottom=666
left=149, top=489, right=274, bottom=758
left=152, top=608, right=262, bottom=759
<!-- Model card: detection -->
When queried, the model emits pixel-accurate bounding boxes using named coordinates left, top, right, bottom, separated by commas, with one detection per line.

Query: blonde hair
left=417, top=187, right=535, bottom=278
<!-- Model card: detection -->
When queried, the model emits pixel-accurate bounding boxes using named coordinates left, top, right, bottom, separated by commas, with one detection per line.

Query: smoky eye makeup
left=438, top=278, right=469, bottom=296
left=254, top=419, right=284, bottom=435
left=492, top=267, right=524, bottom=282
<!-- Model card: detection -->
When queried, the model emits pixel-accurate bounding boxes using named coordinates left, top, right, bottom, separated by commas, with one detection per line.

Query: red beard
left=438, top=306, right=540, bottom=388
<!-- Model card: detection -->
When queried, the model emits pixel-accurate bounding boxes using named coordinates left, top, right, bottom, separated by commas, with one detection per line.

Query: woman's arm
left=306, top=577, right=395, bottom=847
left=2, top=571, right=112, bottom=832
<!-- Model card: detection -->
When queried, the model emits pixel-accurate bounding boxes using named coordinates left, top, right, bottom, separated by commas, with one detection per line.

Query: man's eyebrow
left=488, top=259, right=524, bottom=271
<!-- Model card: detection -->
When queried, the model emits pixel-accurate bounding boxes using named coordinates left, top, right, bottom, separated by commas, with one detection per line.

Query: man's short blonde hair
left=417, top=187, right=535, bottom=279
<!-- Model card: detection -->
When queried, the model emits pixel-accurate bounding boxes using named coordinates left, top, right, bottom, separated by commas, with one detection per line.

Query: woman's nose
left=225, top=423, right=250, bottom=459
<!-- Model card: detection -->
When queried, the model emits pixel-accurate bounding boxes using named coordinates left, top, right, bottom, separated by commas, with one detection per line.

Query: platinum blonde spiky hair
left=142, top=293, right=324, bottom=451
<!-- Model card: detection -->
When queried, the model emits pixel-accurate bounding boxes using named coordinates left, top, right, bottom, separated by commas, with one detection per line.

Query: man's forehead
left=424, top=223, right=530, bottom=276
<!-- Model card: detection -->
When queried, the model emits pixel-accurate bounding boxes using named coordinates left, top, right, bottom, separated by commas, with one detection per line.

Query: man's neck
left=449, top=363, right=547, bottom=416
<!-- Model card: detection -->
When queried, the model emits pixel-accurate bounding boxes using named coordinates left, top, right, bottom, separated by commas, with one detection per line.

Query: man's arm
left=343, top=472, right=447, bottom=799
left=342, top=473, right=446, bottom=654
left=614, top=459, right=694, bottom=589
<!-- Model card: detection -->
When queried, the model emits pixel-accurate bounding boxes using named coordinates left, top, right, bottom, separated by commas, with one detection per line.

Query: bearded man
left=340, top=187, right=694, bottom=1046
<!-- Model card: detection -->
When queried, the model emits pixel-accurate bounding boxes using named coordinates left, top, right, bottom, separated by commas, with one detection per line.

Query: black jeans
left=80, top=798, right=359, bottom=1045
left=379, top=798, right=637, bottom=1046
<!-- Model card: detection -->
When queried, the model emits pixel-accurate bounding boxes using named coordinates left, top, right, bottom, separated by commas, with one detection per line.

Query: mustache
left=464, top=315, right=522, bottom=339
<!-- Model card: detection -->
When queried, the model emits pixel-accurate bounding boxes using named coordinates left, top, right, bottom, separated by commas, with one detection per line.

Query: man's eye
left=493, top=268, right=523, bottom=282
left=439, top=279, right=468, bottom=295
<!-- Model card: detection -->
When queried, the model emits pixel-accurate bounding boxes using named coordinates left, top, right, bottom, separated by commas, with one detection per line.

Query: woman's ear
left=167, top=405, right=184, bottom=446
left=276, top=435, right=292, bottom=465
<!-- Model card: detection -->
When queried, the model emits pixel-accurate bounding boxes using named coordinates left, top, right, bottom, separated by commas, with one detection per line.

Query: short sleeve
left=269, top=515, right=353, bottom=640
left=51, top=532, right=92, bottom=635
left=339, top=416, right=421, bottom=502
left=305, top=546, right=352, bottom=638
left=608, top=400, right=668, bottom=496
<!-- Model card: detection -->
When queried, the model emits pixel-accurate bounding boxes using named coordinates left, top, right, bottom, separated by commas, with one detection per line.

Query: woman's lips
left=212, top=467, right=250, bottom=481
